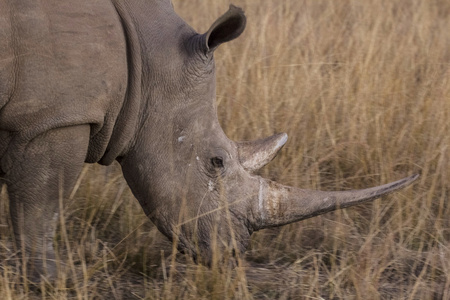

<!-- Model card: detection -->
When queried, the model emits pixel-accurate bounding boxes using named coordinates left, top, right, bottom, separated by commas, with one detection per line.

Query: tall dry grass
left=1, top=0, right=449, bottom=299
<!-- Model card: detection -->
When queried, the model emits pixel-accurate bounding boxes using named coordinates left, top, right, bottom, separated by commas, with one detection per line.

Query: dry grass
left=1, top=0, right=449, bottom=299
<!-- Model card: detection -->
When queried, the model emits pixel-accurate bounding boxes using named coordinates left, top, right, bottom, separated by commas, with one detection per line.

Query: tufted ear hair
left=202, top=5, right=246, bottom=54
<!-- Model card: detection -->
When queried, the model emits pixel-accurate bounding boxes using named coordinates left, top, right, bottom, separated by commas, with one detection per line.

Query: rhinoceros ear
left=203, top=5, right=246, bottom=53
left=237, top=133, right=288, bottom=173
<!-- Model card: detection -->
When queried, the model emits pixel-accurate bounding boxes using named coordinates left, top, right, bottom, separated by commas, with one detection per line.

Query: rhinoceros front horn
left=251, top=174, right=419, bottom=230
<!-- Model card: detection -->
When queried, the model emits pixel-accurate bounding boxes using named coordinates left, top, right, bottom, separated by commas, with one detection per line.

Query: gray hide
left=0, top=0, right=418, bottom=281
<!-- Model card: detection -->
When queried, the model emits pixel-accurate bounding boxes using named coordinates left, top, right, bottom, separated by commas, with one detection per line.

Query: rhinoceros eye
left=211, top=156, right=224, bottom=168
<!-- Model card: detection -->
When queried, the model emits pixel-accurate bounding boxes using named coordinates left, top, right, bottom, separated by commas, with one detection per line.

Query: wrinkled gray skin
left=0, top=0, right=418, bottom=282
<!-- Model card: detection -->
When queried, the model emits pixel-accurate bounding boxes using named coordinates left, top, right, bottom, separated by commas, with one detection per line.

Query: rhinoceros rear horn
left=203, top=5, right=246, bottom=53
left=237, top=133, right=288, bottom=173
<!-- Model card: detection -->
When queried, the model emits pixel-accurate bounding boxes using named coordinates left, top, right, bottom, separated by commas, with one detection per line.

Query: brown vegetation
left=1, top=0, right=449, bottom=298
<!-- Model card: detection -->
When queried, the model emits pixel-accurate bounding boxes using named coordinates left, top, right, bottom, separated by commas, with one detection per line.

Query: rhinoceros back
left=0, top=0, right=128, bottom=165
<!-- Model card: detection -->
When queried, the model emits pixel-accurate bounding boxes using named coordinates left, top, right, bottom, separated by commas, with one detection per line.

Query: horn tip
left=394, top=173, right=420, bottom=191
left=276, top=133, right=288, bottom=148
left=409, top=173, right=420, bottom=183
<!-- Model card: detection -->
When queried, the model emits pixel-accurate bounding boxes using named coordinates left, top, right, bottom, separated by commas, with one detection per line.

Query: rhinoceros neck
left=97, top=0, right=149, bottom=165
left=98, top=0, right=198, bottom=165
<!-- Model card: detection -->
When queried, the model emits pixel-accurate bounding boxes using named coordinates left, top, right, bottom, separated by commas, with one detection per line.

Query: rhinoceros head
left=119, top=5, right=418, bottom=263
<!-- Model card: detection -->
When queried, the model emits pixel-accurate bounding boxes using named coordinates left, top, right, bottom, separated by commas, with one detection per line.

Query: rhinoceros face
left=119, top=5, right=418, bottom=263
left=119, top=6, right=254, bottom=261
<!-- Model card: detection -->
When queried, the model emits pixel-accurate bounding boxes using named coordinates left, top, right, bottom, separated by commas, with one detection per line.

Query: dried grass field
left=1, top=0, right=449, bottom=299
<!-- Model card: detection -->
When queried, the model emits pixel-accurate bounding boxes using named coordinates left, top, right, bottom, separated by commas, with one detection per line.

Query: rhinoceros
left=0, top=0, right=418, bottom=281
